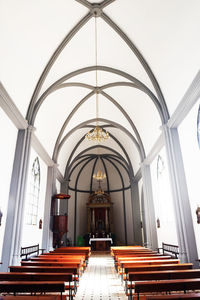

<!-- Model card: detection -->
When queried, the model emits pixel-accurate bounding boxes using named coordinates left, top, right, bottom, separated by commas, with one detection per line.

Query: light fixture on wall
left=196, top=206, right=200, bottom=224
left=39, top=218, right=42, bottom=229
left=85, top=13, right=109, bottom=143
left=157, top=218, right=160, bottom=228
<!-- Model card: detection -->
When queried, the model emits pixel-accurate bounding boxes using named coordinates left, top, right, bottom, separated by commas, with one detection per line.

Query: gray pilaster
left=162, top=125, right=198, bottom=267
left=130, top=179, right=143, bottom=245
left=60, top=181, right=70, bottom=215
left=41, top=165, right=56, bottom=252
left=141, top=164, right=158, bottom=250
left=0, top=126, right=33, bottom=271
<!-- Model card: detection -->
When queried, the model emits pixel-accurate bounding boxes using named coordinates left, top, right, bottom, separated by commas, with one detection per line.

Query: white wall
left=151, top=147, right=178, bottom=247
left=178, top=100, right=200, bottom=256
left=21, top=147, right=47, bottom=247
left=0, top=108, right=17, bottom=259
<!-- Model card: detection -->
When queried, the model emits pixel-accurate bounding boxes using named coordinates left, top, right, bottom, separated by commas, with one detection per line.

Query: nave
left=75, top=252, right=127, bottom=300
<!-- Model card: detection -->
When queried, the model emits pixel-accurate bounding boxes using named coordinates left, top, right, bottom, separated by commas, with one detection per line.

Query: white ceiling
left=1, top=0, right=200, bottom=180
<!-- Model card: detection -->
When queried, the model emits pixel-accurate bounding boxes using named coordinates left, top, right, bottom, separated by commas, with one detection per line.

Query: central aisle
left=75, top=252, right=127, bottom=300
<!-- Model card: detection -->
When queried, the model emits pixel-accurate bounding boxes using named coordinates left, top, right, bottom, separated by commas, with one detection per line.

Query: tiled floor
left=75, top=252, right=127, bottom=300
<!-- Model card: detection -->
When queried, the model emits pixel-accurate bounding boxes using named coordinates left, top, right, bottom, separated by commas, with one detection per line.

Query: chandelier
left=93, top=170, right=106, bottom=195
left=93, top=170, right=106, bottom=181
left=85, top=13, right=109, bottom=142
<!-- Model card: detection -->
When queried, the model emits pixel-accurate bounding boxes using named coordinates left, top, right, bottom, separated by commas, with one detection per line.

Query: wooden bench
left=0, top=281, right=65, bottom=299
left=158, top=243, right=179, bottom=259
left=127, top=269, right=200, bottom=298
left=115, top=256, right=172, bottom=271
left=0, top=296, right=59, bottom=300
left=9, top=266, right=79, bottom=276
left=21, top=261, right=81, bottom=268
left=20, top=244, right=45, bottom=261
left=145, top=293, right=200, bottom=299
left=124, top=263, right=193, bottom=275
left=134, top=278, right=200, bottom=300
left=0, top=272, right=74, bottom=299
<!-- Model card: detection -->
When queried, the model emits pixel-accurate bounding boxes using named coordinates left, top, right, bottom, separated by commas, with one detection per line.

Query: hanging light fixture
left=93, top=170, right=106, bottom=181
left=93, top=170, right=106, bottom=195
left=85, top=13, right=109, bottom=142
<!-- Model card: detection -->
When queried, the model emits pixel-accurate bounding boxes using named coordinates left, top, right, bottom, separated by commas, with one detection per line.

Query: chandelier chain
left=85, top=13, right=109, bottom=143
left=95, top=15, right=99, bottom=125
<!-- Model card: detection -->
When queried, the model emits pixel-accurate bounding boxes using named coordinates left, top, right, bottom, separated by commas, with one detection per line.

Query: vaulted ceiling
left=1, top=0, right=200, bottom=187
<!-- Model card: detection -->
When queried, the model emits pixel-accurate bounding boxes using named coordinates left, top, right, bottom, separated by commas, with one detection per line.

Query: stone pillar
left=0, top=126, right=34, bottom=271
left=162, top=125, right=198, bottom=267
left=141, top=164, right=158, bottom=250
left=130, top=179, right=143, bottom=245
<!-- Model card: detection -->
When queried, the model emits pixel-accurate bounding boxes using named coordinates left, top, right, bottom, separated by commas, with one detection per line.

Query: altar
left=89, top=238, right=113, bottom=251
left=86, top=190, right=114, bottom=250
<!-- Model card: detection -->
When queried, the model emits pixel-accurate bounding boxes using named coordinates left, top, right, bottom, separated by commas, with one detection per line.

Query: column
left=60, top=180, right=70, bottom=215
left=0, top=126, right=34, bottom=271
left=162, top=125, right=198, bottom=267
left=92, top=209, right=95, bottom=233
left=141, top=164, right=158, bottom=250
left=105, top=208, right=108, bottom=232
left=130, top=179, right=143, bottom=245
left=41, top=164, right=57, bottom=252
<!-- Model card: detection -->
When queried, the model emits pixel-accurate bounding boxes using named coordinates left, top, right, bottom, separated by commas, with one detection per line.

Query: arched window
left=25, top=157, right=40, bottom=225
left=197, top=105, right=200, bottom=149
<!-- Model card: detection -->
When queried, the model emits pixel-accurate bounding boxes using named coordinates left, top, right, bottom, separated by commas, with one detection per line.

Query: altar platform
left=89, top=237, right=113, bottom=251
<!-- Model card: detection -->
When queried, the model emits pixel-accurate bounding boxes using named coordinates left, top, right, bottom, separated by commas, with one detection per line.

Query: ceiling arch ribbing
left=26, top=0, right=169, bottom=124
left=30, top=66, right=166, bottom=125
left=53, top=119, right=143, bottom=163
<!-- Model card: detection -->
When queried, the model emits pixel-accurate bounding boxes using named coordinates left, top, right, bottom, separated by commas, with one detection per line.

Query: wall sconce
left=157, top=218, right=160, bottom=228
left=39, top=219, right=42, bottom=229
left=0, top=209, right=3, bottom=226
left=196, top=206, right=200, bottom=224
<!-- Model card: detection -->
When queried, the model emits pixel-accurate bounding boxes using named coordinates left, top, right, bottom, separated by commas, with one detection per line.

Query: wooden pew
left=0, top=296, right=59, bottom=300
left=115, top=256, right=172, bottom=271
left=21, top=261, right=81, bottom=268
left=119, top=259, right=180, bottom=278
left=0, top=281, right=65, bottom=299
left=145, top=293, right=200, bottom=299
left=115, top=256, right=175, bottom=272
left=10, top=265, right=78, bottom=274
left=134, top=278, right=200, bottom=300
left=127, top=269, right=200, bottom=298
left=0, top=272, right=74, bottom=299
left=124, top=263, right=193, bottom=275
left=52, top=247, right=90, bottom=258
left=124, top=263, right=193, bottom=296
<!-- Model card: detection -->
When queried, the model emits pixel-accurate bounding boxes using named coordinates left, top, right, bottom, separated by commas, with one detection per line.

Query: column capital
left=27, top=125, right=36, bottom=133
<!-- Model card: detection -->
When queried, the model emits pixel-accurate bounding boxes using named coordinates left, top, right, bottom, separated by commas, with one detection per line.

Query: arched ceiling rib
left=68, top=153, right=131, bottom=193
left=2, top=0, right=199, bottom=180
left=30, top=66, right=167, bottom=125
left=65, top=144, right=133, bottom=180
left=54, top=119, right=143, bottom=166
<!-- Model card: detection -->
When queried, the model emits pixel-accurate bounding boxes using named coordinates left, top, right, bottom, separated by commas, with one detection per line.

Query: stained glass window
left=25, top=157, right=40, bottom=225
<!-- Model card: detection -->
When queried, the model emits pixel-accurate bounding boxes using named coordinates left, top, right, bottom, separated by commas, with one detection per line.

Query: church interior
left=0, top=0, right=200, bottom=299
